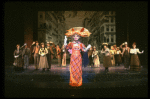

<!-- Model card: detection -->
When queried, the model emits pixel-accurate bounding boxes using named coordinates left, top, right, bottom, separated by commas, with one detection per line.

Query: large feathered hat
left=65, top=27, right=91, bottom=37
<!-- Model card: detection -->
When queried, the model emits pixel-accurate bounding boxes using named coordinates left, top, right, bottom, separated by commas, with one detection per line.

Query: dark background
left=4, top=1, right=148, bottom=67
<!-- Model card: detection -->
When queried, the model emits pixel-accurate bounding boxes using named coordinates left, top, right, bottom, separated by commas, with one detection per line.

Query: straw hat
left=49, top=41, right=54, bottom=44
left=102, top=43, right=108, bottom=46
left=65, top=27, right=91, bottom=37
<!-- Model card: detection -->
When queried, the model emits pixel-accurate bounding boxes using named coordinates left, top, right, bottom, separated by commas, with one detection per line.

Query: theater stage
left=4, top=62, right=148, bottom=98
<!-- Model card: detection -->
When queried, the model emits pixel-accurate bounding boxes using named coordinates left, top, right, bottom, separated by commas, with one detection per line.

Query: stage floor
left=4, top=63, right=148, bottom=98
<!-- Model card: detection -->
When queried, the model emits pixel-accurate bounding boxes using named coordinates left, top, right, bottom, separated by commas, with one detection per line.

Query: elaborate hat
left=47, top=42, right=50, bottom=44
left=65, top=27, right=91, bottom=37
left=132, top=42, right=136, bottom=46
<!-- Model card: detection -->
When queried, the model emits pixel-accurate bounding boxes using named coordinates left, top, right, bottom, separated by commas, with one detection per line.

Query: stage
left=5, top=62, right=148, bottom=98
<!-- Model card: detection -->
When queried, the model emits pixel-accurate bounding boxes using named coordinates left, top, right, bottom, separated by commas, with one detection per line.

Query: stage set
left=4, top=1, right=148, bottom=98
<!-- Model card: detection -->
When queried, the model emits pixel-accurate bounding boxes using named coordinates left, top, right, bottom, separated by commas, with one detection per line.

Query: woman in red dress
left=64, top=27, right=91, bottom=87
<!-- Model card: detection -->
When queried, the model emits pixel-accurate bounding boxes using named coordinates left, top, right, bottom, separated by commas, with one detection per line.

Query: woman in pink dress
left=64, top=27, right=91, bottom=87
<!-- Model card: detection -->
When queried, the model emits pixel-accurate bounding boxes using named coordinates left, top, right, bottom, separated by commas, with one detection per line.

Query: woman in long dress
left=13, top=44, right=23, bottom=71
left=110, top=46, right=116, bottom=66
left=101, top=43, right=112, bottom=71
left=65, top=27, right=91, bottom=87
left=61, top=45, right=66, bottom=66
left=130, top=42, right=144, bottom=71
left=92, top=46, right=100, bottom=67
left=38, top=43, right=49, bottom=71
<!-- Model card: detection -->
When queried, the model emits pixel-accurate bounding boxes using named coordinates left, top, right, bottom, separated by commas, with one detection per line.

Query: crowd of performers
left=13, top=27, right=144, bottom=87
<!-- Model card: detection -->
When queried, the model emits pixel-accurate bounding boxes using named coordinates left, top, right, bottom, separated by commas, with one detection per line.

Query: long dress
left=130, top=48, right=142, bottom=71
left=101, top=48, right=112, bottom=68
left=110, top=50, right=115, bottom=66
left=92, top=50, right=100, bottom=67
left=38, top=48, right=49, bottom=69
left=66, top=41, right=86, bottom=87
left=13, top=49, right=22, bottom=68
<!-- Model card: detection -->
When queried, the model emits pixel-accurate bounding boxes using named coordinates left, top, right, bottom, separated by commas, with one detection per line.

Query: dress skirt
left=38, top=55, right=49, bottom=69
left=111, top=55, right=115, bottom=66
left=130, top=54, right=141, bottom=71
left=103, top=56, right=112, bottom=67
left=93, top=55, right=100, bottom=67
left=69, top=53, right=82, bottom=87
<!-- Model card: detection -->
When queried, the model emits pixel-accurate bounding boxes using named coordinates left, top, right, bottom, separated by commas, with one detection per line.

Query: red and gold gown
left=66, top=41, right=86, bottom=87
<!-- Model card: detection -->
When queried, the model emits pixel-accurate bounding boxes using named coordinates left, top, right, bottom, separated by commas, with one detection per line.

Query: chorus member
left=101, top=43, right=112, bottom=71
left=38, top=43, right=49, bottom=71
left=61, top=45, right=66, bottom=66
left=46, top=42, right=53, bottom=70
left=32, top=41, right=40, bottom=70
left=114, top=47, right=122, bottom=66
left=22, top=43, right=31, bottom=69
left=120, top=42, right=130, bottom=70
left=92, top=46, right=100, bottom=67
left=56, top=45, right=61, bottom=67
left=13, top=44, right=23, bottom=71
left=113, top=45, right=117, bottom=66
left=88, top=47, right=93, bottom=67
left=64, top=27, right=91, bottom=87
left=110, top=46, right=116, bottom=66
left=130, top=42, right=144, bottom=71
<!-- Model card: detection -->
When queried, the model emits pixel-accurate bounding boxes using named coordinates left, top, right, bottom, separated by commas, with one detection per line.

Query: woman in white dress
left=92, top=46, right=100, bottom=67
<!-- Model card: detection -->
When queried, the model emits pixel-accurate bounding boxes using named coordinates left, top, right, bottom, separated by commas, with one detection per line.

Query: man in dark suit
left=46, top=42, right=54, bottom=70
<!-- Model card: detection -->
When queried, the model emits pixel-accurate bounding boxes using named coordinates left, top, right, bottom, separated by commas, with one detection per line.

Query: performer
left=52, top=44, right=57, bottom=59
left=61, top=45, right=66, bottom=66
left=110, top=46, right=116, bottom=66
left=88, top=47, right=93, bottom=67
left=130, top=42, right=144, bottom=71
left=46, top=42, right=53, bottom=70
left=113, top=45, right=117, bottom=66
left=38, top=43, right=49, bottom=71
left=13, top=44, right=23, bottom=71
left=120, top=42, right=130, bottom=70
left=32, top=41, right=40, bottom=70
left=114, top=47, right=122, bottom=66
left=92, top=46, right=100, bottom=67
left=22, top=43, right=31, bottom=69
left=56, top=45, right=61, bottom=67
left=101, top=43, right=112, bottom=71
left=64, top=27, right=91, bottom=87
